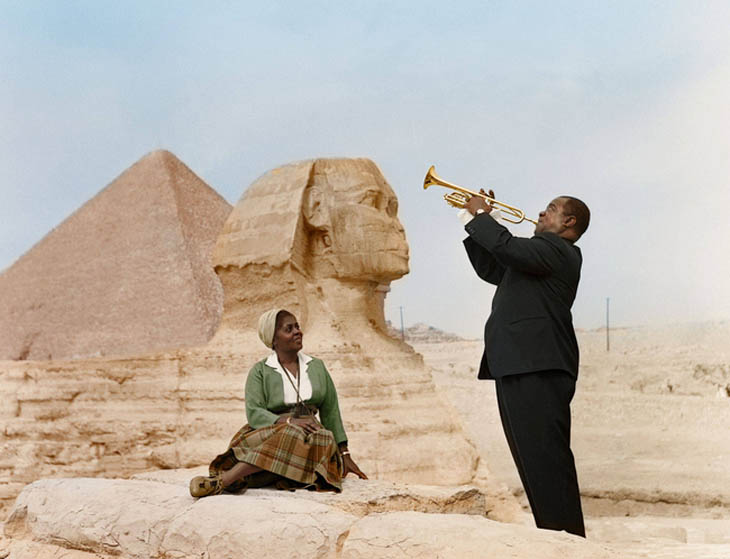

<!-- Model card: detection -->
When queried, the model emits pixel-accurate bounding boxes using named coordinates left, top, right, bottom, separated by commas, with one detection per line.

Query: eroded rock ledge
left=2, top=471, right=622, bottom=559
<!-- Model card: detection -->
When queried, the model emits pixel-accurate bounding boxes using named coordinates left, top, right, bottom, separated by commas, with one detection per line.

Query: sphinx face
left=309, top=159, right=409, bottom=282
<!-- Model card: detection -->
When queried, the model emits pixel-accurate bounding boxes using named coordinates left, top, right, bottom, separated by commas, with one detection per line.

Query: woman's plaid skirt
left=209, top=420, right=344, bottom=492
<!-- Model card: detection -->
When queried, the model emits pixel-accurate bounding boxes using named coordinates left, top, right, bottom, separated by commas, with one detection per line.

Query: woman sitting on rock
left=190, top=308, right=367, bottom=497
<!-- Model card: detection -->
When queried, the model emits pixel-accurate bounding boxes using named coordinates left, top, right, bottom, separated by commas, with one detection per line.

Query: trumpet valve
left=444, top=192, right=468, bottom=208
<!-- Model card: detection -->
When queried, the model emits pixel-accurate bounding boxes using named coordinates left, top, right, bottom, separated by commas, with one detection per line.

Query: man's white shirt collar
left=265, top=352, right=313, bottom=404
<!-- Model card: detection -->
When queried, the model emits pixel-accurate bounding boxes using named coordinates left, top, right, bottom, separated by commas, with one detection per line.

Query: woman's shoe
left=189, top=475, right=224, bottom=498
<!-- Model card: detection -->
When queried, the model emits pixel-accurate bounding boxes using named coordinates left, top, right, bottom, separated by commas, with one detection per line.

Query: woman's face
left=273, top=313, right=303, bottom=353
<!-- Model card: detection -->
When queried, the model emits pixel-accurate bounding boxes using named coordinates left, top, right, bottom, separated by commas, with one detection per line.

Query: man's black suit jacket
left=463, top=213, right=582, bottom=380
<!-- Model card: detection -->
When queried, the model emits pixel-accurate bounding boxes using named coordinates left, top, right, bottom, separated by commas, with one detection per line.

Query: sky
left=2, top=1, right=729, bottom=338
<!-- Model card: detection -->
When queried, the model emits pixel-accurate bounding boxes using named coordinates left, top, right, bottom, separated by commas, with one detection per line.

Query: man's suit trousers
left=495, top=370, right=585, bottom=537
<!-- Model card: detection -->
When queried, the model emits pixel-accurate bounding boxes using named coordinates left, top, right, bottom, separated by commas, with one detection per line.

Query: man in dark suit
left=462, top=190, right=590, bottom=537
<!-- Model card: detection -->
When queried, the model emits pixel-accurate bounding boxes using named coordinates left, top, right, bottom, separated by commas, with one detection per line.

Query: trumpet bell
left=423, top=165, right=438, bottom=190
left=422, top=165, right=537, bottom=226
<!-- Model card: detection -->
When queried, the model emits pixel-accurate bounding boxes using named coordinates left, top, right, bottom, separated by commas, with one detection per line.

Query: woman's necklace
left=279, top=357, right=305, bottom=415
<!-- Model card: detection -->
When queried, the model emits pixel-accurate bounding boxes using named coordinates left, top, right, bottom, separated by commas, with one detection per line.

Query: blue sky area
left=2, top=1, right=729, bottom=337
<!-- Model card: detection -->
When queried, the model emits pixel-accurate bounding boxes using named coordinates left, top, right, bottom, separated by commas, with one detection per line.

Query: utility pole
left=399, top=306, right=405, bottom=341
left=606, top=297, right=610, bottom=352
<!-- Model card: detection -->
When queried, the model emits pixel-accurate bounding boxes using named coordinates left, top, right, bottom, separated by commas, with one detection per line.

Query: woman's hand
left=342, top=454, right=368, bottom=479
left=278, top=415, right=321, bottom=435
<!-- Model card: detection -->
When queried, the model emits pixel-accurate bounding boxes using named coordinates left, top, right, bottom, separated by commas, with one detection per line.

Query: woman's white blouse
left=264, top=352, right=314, bottom=405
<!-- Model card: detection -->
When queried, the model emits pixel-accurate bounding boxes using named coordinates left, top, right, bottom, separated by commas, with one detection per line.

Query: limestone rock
left=0, top=343, right=501, bottom=516
left=340, top=511, right=621, bottom=559
left=2, top=476, right=622, bottom=559
left=132, top=467, right=520, bottom=520
left=5, top=477, right=355, bottom=559
left=211, top=158, right=408, bottom=341
left=0, top=538, right=112, bottom=559
left=0, top=150, right=232, bottom=361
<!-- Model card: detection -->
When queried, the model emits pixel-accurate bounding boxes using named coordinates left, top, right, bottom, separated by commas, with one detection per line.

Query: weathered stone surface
left=0, top=343, right=501, bottom=517
left=0, top=150, right=232, bottom=361
left=132, top=467, right=522, bottom=521
left=211, top=157, right=408, bottom=341
left=587, top=516, right=730, bottom=545
left=339, top=511, right=621, bottom=559
left=5, top=477, right=354, bottom=558
left=0, top=538, right=114, bottom=559
left=2, top=476, right=620, bottom=559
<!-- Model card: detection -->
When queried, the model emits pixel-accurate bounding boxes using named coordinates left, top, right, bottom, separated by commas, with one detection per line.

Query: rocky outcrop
left=1, top=473, right=622, bottom=559
left=0, top=343, right=496, bottom=516
left=0, top=150, right=232, bottom=361
left=387, top=322, right=466, bottom=343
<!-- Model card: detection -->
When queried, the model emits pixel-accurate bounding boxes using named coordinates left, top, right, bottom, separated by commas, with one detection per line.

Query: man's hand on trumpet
left=465, top=188, right=495, bottom=216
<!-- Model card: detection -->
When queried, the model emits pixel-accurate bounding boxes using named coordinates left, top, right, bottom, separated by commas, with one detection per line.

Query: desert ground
left=412, top=320, right=730, bottom=558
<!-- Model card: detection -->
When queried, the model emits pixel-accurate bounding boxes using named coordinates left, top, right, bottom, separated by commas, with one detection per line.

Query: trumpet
left=423, top=165, right=537, bottom=225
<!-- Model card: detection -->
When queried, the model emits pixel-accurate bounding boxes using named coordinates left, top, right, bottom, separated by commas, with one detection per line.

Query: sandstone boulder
left=2, top=475, right=622, bottom=559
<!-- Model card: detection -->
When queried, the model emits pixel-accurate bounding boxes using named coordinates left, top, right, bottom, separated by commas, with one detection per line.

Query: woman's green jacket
left=244, top=353, right=348, bottom=445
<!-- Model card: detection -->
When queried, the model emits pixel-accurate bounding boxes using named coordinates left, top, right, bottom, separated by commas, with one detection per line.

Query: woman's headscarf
left=258, top=308, right=283, bottom=349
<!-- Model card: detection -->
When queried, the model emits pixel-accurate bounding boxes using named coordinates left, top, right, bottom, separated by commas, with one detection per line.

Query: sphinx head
left=303, top=159, right=409, bottom=282
left=212, top=158, right=409, bottom=332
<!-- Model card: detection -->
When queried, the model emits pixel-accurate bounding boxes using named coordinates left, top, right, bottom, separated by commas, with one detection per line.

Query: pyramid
left=0, top=150, right=232, bottom=360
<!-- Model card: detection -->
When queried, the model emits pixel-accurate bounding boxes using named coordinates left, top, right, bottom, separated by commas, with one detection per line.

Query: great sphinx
left=205, top=156, right=483, bottom=480
left=210, top=157, right=410, bottom=353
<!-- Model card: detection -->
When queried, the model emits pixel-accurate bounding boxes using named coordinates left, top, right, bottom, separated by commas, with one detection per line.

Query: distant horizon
left=385, top=311, right=730, bottom=337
